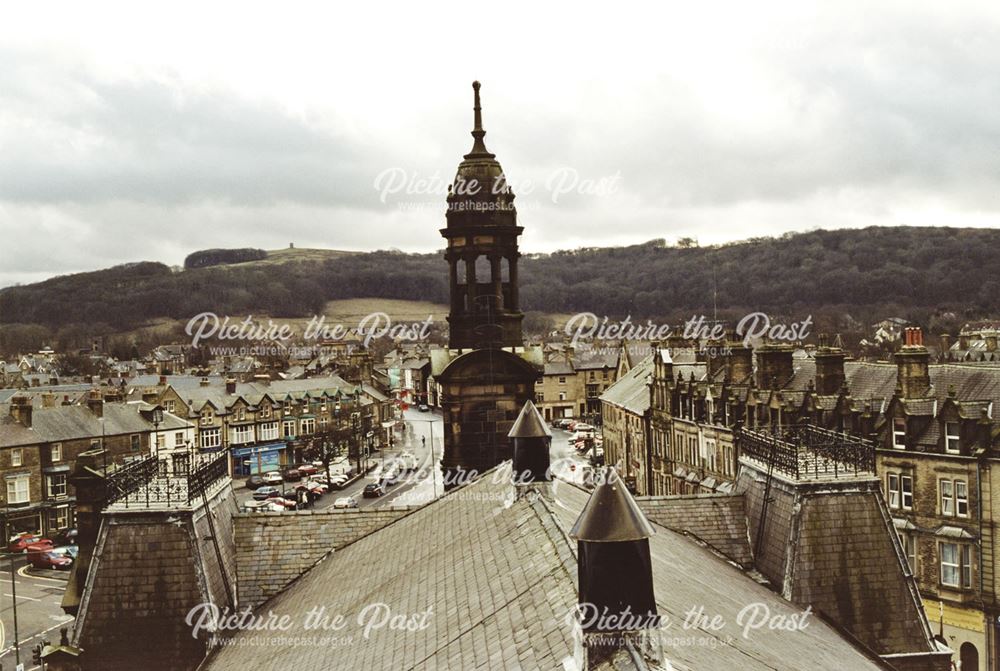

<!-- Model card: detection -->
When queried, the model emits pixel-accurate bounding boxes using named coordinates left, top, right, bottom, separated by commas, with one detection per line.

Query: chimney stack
left=725, top=331, right=753, bottom=384
left=959, top=333, right=970, bottom=350
left=199, top=377, right=210, bottom=387
left=985, top=331, right=998, bottom=353
left=570, top=468, right=660, bottom=668
left=755, top=343, right=794, bottom=389
left=939, top=334, right=952, bottom=354
left=41, top=392, right=57, bottom=408
left=508, top=400, right=551, bottom=497
left=894, top=327, right=931, bottom=399
left=159, top=374, right=167, bottom=386
left=9, top=396, right=32, bottom=428
left=814, top=333, right=846, bottom=395
left=225, top=378, right=237, bottom=395
left=86, top=390, right=104, bottom=418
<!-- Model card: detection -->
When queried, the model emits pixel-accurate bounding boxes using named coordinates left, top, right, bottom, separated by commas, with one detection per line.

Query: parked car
left=261, top=471, right=283, bottom=486
left=244, top=475, right=266, bottom=490
left=252, top=486, right=282, bottom=501
left=297, top=464, right=318, bottom=476
left=363, top=482, right=386, bottom=498
left=242, top=500, right=272, bottom=513
left=28, top=548, right=72, bottom=570
left=50, top=527, right=78, bottom=547
left=282, top=488, right=300, bottom=501
left=8, top=533, right=49, bottom=553
left=282, top=468, right=301, bottom=482
left=304, top=480, right=329, bottom=494
left=333, top=496, right=358, bottom=509
left=398, top=452, right=419, bottom=471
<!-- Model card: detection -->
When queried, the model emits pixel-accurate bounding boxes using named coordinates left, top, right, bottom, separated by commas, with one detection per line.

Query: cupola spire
left=466, top=81, right=494, bottom=158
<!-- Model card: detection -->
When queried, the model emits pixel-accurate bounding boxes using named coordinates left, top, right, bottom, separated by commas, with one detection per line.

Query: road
left=233, top=407, right=445, bottom=511
left=0, top=554, right=74, bottom=671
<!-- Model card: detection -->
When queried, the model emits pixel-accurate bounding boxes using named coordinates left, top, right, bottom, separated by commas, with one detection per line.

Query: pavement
left=0, top=553, right=75, bottom=671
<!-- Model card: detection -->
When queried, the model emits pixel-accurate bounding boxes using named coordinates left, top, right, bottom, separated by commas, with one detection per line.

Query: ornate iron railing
left=737, top=424, right=875, bottom=480
left=107, top=451, right=230, bottom=508
left=105, top=455, right=159, bottom=504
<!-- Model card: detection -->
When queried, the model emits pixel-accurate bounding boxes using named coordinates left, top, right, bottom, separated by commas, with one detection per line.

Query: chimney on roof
left=814, top=333, right=846, bottom=395
left=986, top=331, right=998, bottom=352
left=159, top=374, right=167, bottom=385
left=570, top=468, right=660, bottom=668
left=62, top=395, right=71, bottom=406
left=41, top=392, right=57, bottom=408
left=959, top=333, right=970, bottom=350
left=940, top=333, right=952, bottom=354
left=755, top=343, right=794, bottom=389
left=86, top=390, right=104, bottom=418
left=199, top=377, right=210, bottom=387
left=894, top=327, right=931, bottom=399
left=508, top=400, right=551, bottom=497
left=725, top=330, right=753, bottom=384
left=225, top=378, right=237, bottom=395
left=141, top=389, right=158, bottom=404
left=253, top=374, right=270, bottom=385
left=9, top=396, right=32, bottom=428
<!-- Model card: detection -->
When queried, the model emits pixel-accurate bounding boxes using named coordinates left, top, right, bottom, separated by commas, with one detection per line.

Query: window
left=940, top=542, right=972, bottom=588
left=941, top=478, right=969, bottom=517
left=50, top=507, right=69, bottom=531
left=238, top=407, right=246, bottom=421
left=11, top=448, right=22, bottom=467
left=558, top=392, right=566, bottom=401
left=956, top=480, right=969, bottom=517
left=260, top=404, right=271, bottom=419
left=887, top=473, right=900, bottom=509
left=901, top=475, right=913, bottom=510
left=200, top=428, right=221, bottom=449
left=559, top=376, right=566, bottom=384
left=7, top=476, right=29, bottom=504
left=945, top=422, right=960, bottom=453
left=47, top=474, right=67, bottom=499
left=283, top=420, right=296, bottom=438
left=941, top=480, right=954, bottom=516
left=174, top=431, right=185, bottom=447
left=893, top=418, right=906, bottom=449
left=231, top=425, right=254, bottom=445
left=537, top=393, right=544, bottom=402
left=200, top=408, right=214, bottom=426
left=50, top=443, right=62, bottom=462
left=163, top=400, right=175, bottom=413
left=259, top=421, right=279, bottom=442
left=898, top=532, right=916, bottom=572
left=130, top=434, right=141, bottom=451
left=301, top=418, right=316, bottom=435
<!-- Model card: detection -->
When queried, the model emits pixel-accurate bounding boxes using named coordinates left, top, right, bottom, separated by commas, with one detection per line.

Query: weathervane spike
left=468, top=80, right=491, bottom=156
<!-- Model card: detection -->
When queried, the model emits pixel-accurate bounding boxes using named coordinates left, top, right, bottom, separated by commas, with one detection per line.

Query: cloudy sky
left=2, top=1, right=999, bottom=287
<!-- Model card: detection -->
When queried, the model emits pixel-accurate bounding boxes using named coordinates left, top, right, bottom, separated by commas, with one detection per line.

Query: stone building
left=0, top=392, right=192, bottom=538
left=599, top=326, right=1000, bottom=670
left=432, top=82, right=542, bottom=484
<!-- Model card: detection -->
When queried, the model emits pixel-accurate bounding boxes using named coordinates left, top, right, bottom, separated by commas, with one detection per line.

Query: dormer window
left=893, top=417, right=906, bottom=450
left=945, top=422, right=960, bottom=454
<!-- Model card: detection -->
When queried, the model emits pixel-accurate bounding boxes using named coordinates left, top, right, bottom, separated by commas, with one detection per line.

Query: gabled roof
left=203, top=467, right=889, bottom=671
left=0, top=402, right=190, bottom=448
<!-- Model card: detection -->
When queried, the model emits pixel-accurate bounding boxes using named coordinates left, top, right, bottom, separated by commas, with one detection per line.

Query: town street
left=0, top=554, right=75, bottom=671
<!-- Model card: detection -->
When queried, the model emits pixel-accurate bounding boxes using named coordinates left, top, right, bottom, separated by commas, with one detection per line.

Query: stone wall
left=636, top=494, right=752, bottom=566
left=234, top=506, right=414, bottom=608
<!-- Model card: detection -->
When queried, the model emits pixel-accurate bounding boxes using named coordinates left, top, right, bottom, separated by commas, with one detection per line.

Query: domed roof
left=447, top=81, right=515, bottom=218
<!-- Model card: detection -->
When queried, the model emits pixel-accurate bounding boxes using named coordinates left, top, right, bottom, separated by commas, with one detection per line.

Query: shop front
left=231, top=442, right=288, bottom=477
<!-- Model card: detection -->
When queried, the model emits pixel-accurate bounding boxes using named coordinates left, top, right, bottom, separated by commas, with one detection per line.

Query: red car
left=297, top=464, right=318, bottom=476
left=27, top=545, right=72, bottom=570
left=8, top=533, right=50, bottom=553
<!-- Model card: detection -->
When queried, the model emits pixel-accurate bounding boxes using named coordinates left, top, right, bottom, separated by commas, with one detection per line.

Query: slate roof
left=204, top=467, right=888, bottom=671
left=599, top=355, right=653, bottom=414
left=0, top=401, right=191, bottom=448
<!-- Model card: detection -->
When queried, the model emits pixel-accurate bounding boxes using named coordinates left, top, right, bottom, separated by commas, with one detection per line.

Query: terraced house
left=0, top=392, right=192, bottom=538
left=133, top=375, right=391, bottom=477
left=599, top=327, right=1000, bottom=670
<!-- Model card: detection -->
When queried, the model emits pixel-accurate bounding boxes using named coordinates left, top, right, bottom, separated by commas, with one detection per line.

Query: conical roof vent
left=508, top=399, right=551, bottom=438
left=570, top=468, right=655, bottom=542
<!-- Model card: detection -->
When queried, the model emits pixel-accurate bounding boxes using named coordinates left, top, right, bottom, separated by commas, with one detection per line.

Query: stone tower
left=441, top=81, right=523, bottom=350
left=434, top=82, right=541, bottom=486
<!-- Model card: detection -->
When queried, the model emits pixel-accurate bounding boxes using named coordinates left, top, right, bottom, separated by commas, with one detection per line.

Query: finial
left=466, top=80, right=493, bottom=158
